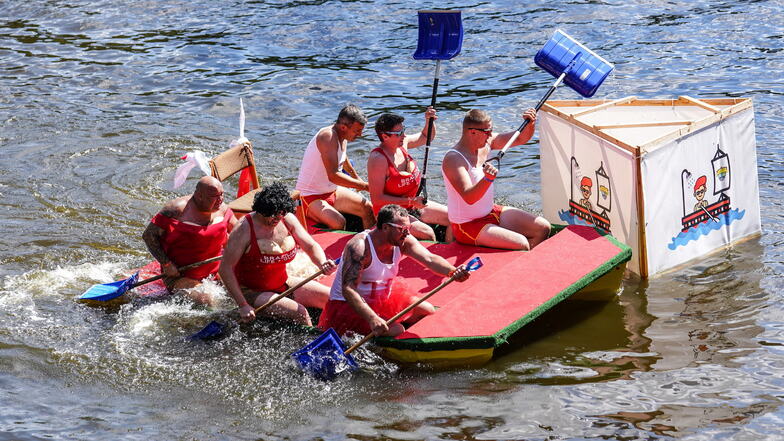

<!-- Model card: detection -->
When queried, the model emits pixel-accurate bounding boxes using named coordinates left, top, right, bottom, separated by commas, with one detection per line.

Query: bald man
left=143, top=176, right=238, bottom=305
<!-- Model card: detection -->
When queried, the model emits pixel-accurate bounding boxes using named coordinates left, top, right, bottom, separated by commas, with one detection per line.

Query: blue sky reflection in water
left=0, top=0, right=783, bottom=439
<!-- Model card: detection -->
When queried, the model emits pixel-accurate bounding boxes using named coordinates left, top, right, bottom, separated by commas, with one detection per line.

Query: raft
left=126, top=223, right=630, bottom=367
left=311, top=224, right=631, bottom=368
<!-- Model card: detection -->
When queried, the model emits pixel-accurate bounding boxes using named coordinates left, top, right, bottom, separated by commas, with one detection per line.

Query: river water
left=1, top=1, right=783, bottom=440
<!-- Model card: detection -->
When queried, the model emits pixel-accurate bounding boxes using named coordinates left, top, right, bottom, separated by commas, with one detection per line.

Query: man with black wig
left=219, top=182, right=337, bottom=325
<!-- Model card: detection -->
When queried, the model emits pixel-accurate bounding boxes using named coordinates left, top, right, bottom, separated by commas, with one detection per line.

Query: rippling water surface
left=1, top=1, right=783, bottom=439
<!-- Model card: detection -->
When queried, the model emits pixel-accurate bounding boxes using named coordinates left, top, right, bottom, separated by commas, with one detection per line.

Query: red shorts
left=295, top=191, right=337, bottom=232
left=451, top=204, right=503, bottom=245
left=317, top=279, right=417, bottom=336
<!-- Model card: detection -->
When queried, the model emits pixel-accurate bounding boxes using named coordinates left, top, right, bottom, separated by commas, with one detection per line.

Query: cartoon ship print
left=680, top=144, right=731, bottom=232
left=567, top=157, right=612, bottom=232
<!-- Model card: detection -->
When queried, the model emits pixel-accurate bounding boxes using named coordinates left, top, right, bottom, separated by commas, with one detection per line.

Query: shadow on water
left=467, top=281, right=658, bottom=391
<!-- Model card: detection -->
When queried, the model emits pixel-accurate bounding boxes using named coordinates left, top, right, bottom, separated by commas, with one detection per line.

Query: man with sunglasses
left=318, top=204, right=470, bottom=337
left=295, top=104, right=375, bottom=232
left=693, top=175, right=709, bottom=212
left=441, top=108, right=551, bottom=250
left=366, top=107, right=450, bottom=241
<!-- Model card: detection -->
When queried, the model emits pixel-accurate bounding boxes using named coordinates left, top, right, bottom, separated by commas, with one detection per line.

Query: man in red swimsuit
left=219, top=182, right=336, bottom=326
left=366, top=108, right=451, bottom=241
left=142, top=176, right=238, bottom=305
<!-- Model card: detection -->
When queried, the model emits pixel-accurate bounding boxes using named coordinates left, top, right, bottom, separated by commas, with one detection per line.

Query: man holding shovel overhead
left=442, top=108, right=551, bottom=250
left=142, top=176, right=237, bottom=306
left=318, top=204, right=470, bottom=338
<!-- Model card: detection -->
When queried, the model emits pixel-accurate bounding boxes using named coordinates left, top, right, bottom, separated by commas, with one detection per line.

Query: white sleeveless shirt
left=329, top=230, right=401, bottom=301
left=295, top=128, right=347, bottom=196
left=442, top=149, right=494, bottom=224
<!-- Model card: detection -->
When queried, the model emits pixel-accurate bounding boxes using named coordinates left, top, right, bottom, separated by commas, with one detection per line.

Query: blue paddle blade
left=79, top=272, right=139, bottom=301
left=413, top=10, right=463, bottom=60
left=291, top=328, right=358, bottom=381
left=189, top=320, right=226, bottom=341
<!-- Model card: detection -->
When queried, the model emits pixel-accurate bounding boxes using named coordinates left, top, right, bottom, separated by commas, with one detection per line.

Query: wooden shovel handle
left=344, top=272, right=459, bottom=355
left=253, top=264, right=329, bottom=314
left=130, top=255, right=223, bottom=288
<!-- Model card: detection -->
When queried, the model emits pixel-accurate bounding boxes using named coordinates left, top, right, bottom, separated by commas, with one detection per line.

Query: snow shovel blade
left=79, top=272, right=139, bottom=301
left=291, top=328, right=358, bottom=381
left=188, top=320, right=226, bottom=341
left=534, top=29, right=614, bottom=98
left=412, top=10, right=463, bottom=60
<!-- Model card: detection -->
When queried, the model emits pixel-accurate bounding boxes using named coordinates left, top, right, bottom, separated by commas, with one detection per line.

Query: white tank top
left=442, top=149, right=494, bottom=224
left=295, top=128, right=347, bottom=196
left=329, top=230, right=401, bottom=301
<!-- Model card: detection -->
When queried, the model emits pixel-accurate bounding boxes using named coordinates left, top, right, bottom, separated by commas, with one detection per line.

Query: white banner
left=539, top=112, right=640, bottom=273
left=642, top=108, right=761, bottom=274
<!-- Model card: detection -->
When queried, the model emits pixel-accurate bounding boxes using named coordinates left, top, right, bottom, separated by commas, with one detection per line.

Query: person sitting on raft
left=367, top=108, right=451, bottom=241
left=318, top=204, right=470, bottom=337
left=142, top=176, right=237, bottom=306
left=219, top=182, right=337, bottom=326
left=294, top=104, right=375, bottom=232
left=441, top=108, right=551, bottom=250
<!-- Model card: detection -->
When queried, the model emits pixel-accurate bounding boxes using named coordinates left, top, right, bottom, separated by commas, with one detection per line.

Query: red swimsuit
left=371, top=147, right=422, bottom=215
left=234, top=214, right=297, bottom=293
left=151, top=208, right=233, bottom=280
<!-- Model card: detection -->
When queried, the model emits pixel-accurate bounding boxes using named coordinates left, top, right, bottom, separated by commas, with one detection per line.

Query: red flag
left=237, top=168, right=251, bottom=198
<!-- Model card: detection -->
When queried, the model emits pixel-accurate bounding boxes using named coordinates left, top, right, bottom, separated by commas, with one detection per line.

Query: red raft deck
left=312, top=224, right=632, bottom=368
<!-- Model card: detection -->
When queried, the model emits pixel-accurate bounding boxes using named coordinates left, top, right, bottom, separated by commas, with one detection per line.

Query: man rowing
left=219, top=182, right=337, bottom=326
left=142, top=176, right=237, bottom=305
left=366, top=108, right=450, bottom=241
left=295, top=104, right=375, bottom=231
left=441, top=108, right=551, bottom=250
left=318, top=204, right=470, bottom=337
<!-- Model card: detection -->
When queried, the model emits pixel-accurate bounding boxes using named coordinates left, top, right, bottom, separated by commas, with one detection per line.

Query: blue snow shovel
left=292, top=256, right=483, bottom=381
left=486, top=29, right=614, bottom=168
left=413, top=9, right=463, bottom=204
left=79, top=255, right=222, bottom=302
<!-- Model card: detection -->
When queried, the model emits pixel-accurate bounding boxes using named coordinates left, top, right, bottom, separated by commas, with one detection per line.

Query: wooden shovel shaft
left=344, top=272, right=459, bottom=355
left=130, top=255, right=222, bottom=288
left=252, top=265, right=328, bottom=314
left=417, top=59, right=442, bottom=204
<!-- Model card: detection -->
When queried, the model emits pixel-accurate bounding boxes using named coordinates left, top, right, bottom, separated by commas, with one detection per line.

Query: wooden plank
left=572, top=96, right=637, bottom=117
left=594, top=120, right=692, bottom=129
left=679, top=95, right=721, bottom=113
left=638, top=99, right=753, bottom=151
left=540, top=103, right=639, bottom=155
left=634, top=154, right=649, bottom=278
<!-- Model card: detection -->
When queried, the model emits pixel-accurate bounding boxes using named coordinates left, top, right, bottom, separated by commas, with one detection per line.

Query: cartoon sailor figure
left=579, top=176, right=593, bottom=211
left=693, top=175, right=709, bottom=212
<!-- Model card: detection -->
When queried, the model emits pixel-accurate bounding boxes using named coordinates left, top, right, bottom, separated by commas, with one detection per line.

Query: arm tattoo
left=341, top=239, right=370, bottom=291
left=142, top=222, right=171, bottom=265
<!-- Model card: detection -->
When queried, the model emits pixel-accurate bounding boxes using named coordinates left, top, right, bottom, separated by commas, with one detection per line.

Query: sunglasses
left=385, top=222, right=410, bottom=234
left=383, top=126, right=406, bottom=137
left=468, top=127, right=493, bottom=135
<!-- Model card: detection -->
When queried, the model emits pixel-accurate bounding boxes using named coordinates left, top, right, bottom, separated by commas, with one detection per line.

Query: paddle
left=699, top=205, right=720, bottom=223
left=486, top=29, right=614, bottom=168
left=79, top=255, right=222, bottom=302
left=189, top=257, right=341, bottom=340
left=292, top=256, right=483, bottom=381
left=413, top=10, right=463, bottom=204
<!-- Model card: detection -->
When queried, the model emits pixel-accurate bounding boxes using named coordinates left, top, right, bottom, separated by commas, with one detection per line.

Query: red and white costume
left=318, top=230, right=414, bottom=335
